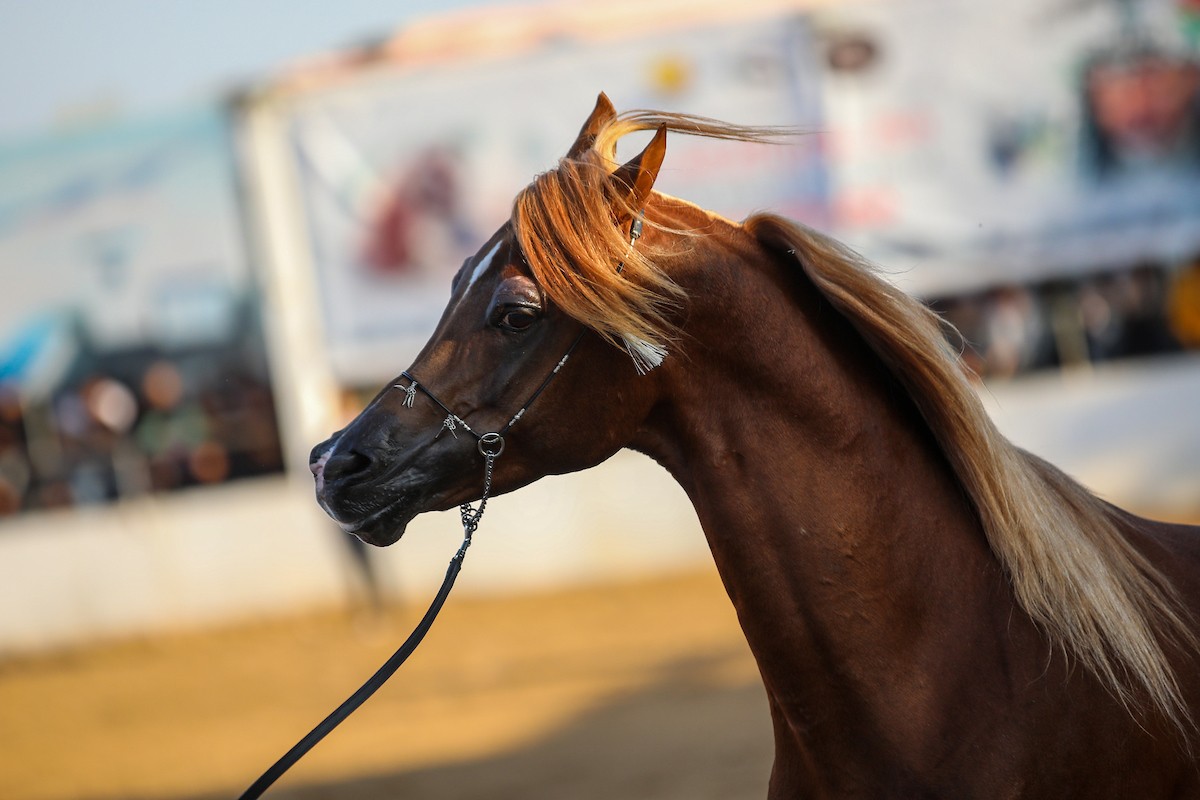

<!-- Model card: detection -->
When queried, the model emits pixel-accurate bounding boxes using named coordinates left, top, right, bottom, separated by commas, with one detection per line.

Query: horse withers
left=311, top=93, right=1200, bottom=798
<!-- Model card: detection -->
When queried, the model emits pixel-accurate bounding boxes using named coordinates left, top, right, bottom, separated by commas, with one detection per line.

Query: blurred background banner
left=284, top=8, right=827, bottom=385
left=818, top=0, right=1200, bottom=297
left=0, top=108, right=248, bottom=352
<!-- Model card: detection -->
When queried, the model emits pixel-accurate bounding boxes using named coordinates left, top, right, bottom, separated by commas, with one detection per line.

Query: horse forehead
left=446, top=235, right=509, bottom=319
left=459, top=232, right=536, bottom=300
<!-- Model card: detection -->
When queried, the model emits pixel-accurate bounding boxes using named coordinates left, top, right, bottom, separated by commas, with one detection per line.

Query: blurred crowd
left=932, top=258, right=1200, bottom=380
left=0, top=356, right=282, bottom=516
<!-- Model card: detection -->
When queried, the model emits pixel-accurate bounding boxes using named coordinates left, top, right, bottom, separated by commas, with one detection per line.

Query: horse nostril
left=309, top=441, right=331, bottom=472
left=321, top=449, right=373, bottom=482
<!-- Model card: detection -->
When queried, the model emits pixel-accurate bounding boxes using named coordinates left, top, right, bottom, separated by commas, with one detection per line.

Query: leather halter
left=238, top=214, right=645, bottom=799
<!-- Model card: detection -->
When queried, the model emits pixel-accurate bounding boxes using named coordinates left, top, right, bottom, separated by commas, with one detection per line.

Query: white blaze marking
left=449, top=239, right=503, bottom=316
left=466, top=240, right=502, bottom=292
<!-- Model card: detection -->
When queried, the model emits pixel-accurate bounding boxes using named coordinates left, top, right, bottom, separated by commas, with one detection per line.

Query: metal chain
left=455, top=450, right=495, bottom=559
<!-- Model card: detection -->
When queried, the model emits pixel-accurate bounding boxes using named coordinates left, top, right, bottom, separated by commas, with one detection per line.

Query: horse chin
left=351, top=524, right=407, bottom=548
left=317, top=491, right=419, bottom=548
left=346, top=506, right=417, bottom=548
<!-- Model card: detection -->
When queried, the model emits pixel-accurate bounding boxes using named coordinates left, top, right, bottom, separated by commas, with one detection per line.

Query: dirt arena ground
left=0, top=567, right=773, bottom=800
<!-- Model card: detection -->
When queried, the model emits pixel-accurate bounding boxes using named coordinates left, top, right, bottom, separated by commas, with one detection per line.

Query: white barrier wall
left=0, top=451, right=708, bottom=657
left=0, top=477, right=344, bottom=655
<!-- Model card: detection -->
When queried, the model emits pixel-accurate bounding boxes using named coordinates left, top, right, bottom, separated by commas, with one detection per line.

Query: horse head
left=310, top=94, right=675, bottom=546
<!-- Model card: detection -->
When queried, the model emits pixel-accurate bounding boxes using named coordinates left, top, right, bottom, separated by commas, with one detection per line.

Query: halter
left=396, top=211, right=644, bottom=454
left=238, top=213, right=644, bottom=799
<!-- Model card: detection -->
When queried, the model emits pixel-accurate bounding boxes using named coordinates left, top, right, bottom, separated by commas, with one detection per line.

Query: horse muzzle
left=309, top=438, right=418, bottom=546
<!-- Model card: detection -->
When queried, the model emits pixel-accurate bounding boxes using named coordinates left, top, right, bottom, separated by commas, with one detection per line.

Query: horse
left=310, top=93, right=1200, bottom=797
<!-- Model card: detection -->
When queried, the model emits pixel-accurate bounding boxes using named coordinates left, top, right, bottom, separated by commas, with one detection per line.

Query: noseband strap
left=396, top=328, right=585, bottom=444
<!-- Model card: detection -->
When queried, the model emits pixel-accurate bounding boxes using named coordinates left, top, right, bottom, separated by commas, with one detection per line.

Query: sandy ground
left=0, top=567, right=773, bottom=800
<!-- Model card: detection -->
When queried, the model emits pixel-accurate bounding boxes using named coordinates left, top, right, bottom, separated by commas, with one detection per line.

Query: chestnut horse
left=311, top=94, right=1200, bottom=797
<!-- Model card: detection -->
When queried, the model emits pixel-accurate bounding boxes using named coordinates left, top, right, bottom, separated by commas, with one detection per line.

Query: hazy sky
left=0, top=0, right=502, bottom=141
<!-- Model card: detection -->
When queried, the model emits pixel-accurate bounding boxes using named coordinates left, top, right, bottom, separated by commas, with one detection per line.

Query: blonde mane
left=512, top=108, right=1196, bottom=734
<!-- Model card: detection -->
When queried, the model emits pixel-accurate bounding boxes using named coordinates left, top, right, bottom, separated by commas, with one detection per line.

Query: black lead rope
left=237, top=454, right=494, bottom=800
left=237, top=213, right=644, bottom=799
left=237, top=542, right=467, bottom=800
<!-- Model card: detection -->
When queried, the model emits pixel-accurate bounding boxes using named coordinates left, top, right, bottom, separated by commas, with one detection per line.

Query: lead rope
left=236, top=447, right=499, bottom=800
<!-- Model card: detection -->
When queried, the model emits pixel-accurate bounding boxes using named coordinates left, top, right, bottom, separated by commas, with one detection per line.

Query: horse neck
left=633, top=214, right=1021, bottom=775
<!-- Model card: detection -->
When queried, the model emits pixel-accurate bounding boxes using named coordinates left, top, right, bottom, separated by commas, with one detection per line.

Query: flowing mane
left=511, top=110, right=1195, bottom=732
left=512, top=111, right=785, bottom=371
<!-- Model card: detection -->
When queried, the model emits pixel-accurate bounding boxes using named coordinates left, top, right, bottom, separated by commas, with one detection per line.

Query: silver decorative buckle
left=395, top=380, right=417, bottom=409
left=436, top=415, right=459, bottom=439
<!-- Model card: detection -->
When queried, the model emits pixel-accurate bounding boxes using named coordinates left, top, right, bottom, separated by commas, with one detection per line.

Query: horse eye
left=495, top=305, right=540, bottom=332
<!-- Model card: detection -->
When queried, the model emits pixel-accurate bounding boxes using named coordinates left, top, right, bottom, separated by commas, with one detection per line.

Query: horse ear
left=566, top=92, right=618, bottom=159
left=610, top=124, right=667, bottom=213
